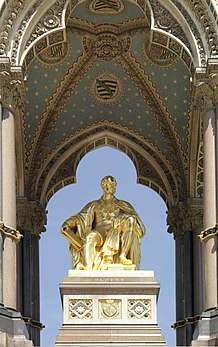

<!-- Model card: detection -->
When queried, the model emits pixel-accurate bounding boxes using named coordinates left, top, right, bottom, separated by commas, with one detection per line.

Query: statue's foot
left=119, top=255, right=132, bottom=265
left=104, top=256, right=113, bottom=264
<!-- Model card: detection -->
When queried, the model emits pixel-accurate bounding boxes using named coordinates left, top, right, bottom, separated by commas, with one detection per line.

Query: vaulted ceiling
left=0, top=0, right=217, bottom=205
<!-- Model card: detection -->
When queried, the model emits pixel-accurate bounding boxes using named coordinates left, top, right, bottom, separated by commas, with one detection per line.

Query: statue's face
left=101, top=176, right=117, bottom=195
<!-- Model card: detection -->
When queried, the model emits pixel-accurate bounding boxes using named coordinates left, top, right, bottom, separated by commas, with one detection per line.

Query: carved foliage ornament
left=195, top=73, right=218, bottom=112
left=0, top=63, right=25, bottom=110
left=16, top=199, right=47, bottom=235
left=26, top=0, right=65, bottom=49
left=167, top=202, right=203, bottom=236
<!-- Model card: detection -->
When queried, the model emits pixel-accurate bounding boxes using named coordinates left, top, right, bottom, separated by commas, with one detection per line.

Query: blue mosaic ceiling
left=24, top=0, right=192, bottom=169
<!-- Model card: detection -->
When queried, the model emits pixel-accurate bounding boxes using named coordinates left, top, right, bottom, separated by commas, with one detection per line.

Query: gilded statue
left=61, top=176, right=146, bottom=270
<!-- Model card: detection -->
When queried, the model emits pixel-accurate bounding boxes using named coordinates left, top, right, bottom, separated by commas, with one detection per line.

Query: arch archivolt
left=28, top=122, right=179, bottom=206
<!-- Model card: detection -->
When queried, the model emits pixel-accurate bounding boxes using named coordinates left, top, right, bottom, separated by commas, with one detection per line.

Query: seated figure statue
left=61, top=176, right=146, bottom=270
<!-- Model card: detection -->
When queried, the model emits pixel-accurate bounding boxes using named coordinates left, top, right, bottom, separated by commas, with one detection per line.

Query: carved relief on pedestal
left=68, top=299, right=93, bottom=320
left=128, top=299, right=152, bottom=319
left=99, top=299, right=122, bottom=319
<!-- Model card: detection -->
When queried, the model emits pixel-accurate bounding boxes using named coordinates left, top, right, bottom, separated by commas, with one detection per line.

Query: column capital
left=16, top=198, right=47, bottom=236
left=167, top=200, right=204, bottom=237
left=0, top=58, right=26, bottom=111
left=194, top=61, right=218, bottom=112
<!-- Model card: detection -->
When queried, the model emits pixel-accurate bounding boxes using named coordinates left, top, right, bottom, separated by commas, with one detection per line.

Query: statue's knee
left=86, top=233, right=97, bottom=245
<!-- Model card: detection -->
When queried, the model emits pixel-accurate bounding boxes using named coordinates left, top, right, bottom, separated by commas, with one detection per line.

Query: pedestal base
left=0, top=304, right=33, bottom=347
left=55, top=270, right=166, bottom=346
left=192, top=308, right=218, bottom=346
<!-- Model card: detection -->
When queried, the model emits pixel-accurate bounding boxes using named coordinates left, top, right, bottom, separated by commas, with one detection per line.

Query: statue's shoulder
left=114, top=197, right=134, bottom=210
left=80, top=200, right=98, bottom=212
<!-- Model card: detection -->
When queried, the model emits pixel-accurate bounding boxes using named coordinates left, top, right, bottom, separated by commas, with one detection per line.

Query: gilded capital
left=16, top=199, right=47, bottom=235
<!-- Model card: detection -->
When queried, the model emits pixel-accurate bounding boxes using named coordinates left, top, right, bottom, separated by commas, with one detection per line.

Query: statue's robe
left=61, top=197, right=146, bottom=270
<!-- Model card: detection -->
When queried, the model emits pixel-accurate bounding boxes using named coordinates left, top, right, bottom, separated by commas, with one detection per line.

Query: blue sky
left=40, top=146, right=176, bottom=346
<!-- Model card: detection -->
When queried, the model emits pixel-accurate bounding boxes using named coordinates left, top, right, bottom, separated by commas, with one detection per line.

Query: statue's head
left=101, top=176, right=117, bottom=195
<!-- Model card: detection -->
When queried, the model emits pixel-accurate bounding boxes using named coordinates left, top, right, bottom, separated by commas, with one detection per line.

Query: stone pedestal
left=55, top=270, right=166, bottom=346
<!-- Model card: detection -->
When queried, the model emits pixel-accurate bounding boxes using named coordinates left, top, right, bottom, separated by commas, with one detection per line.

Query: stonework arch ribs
left=25, top=51, right=96, bottom=196
left=149, top=0, right=201, bottom=66
left=38, top=133, right=175, bottom=206
left=29, top=122, right=179, bottom=206
left=177, top=0, right=217, bottom=58
left=116, top=51, right=187, bottom=198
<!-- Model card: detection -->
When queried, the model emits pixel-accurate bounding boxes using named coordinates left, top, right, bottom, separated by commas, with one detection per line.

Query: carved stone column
left=0, top=59, right=25, bottom=310
left=202, top=104, right=217, bottom=310
left=168, top=201, right=203, bottom=346
left=192, top=67, right=218, bottom=346
left=0, top=58, right=33, bottom=346
left=2, top=107, right=17, bottom=309
left=17, top=198, right=47, bottom=347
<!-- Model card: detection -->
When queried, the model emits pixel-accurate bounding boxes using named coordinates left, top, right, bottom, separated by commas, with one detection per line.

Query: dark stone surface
left=0, top=304, right=29, bottom=338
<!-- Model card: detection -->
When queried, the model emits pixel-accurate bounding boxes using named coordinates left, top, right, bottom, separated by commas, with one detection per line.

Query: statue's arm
left=117, top=199, right=146, bottom=237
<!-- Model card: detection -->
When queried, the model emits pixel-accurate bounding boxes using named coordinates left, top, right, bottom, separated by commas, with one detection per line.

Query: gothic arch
left=26, top=122, right=179, bottom=206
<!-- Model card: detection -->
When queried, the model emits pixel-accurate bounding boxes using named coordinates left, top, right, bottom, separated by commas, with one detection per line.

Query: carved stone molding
left=150, top=0, right=191, bottom=52
left=167, top=200, right=203, bottom=237
left=25, top=0, right=66, bottom=49
left=187, top=0, right=218, bottom=57
left=169, top=0, right=206, bottom=66
left=16, top=198, right=47, bottom=235
left=0, top=60, right=26, bottom=111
